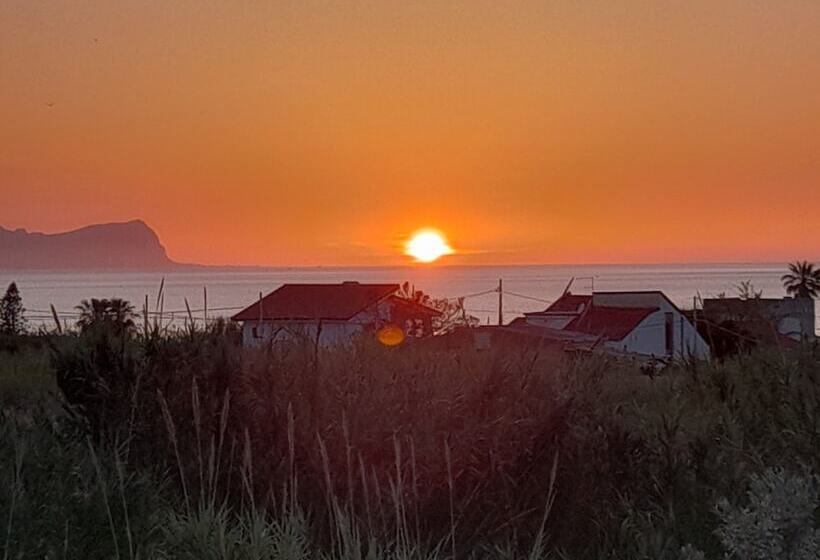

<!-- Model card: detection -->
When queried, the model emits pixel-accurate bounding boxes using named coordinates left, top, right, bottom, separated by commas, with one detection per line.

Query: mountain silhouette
left=0, top=220, right=179, bottom=269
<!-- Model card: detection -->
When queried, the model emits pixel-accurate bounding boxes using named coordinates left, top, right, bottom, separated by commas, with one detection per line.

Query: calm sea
left=2, top=264, right=817, bottom=333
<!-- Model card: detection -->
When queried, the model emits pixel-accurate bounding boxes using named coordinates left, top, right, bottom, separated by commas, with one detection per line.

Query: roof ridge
left=231, top=282, right=401, bottom=321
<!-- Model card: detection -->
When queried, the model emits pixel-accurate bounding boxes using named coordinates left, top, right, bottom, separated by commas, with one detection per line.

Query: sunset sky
left=1, top=1, right=819, bottom=266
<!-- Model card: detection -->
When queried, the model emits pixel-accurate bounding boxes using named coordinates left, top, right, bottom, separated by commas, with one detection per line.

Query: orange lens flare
left=376, top=324, right=405, bottom=346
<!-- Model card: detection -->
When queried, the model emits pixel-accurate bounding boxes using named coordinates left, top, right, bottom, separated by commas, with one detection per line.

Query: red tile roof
left=231, top=282, right=400, bottom=321
left=566, top=306, right=658, bottom=341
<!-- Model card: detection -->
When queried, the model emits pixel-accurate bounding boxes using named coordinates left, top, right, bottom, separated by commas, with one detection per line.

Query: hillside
left=0, top=220, right=179, bottom=269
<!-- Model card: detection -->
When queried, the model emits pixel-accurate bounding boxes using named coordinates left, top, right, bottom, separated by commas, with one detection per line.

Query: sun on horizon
left=405, top=229, right=454, bottom=263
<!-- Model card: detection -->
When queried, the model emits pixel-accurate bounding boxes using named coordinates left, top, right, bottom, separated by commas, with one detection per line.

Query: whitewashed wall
left=239, top=298, right=411, bottom=348
left=241, top=320, right=365, bottom=348
left=604, top=308, right=710, bottom=360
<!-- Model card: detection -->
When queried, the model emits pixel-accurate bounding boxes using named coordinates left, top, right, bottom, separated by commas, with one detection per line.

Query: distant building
left=522, top=291, right=711, bottom=360
left=700, top=296, right=816, bottom=343
left=231, top=282, right=441, bottom=348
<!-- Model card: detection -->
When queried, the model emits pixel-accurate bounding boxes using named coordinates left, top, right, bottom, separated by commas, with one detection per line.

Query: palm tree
left=76, top=298, right=137, bottom=335
left=781, top=261, right=820, bottom=299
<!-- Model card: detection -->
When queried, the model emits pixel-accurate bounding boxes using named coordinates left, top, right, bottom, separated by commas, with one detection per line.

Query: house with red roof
left=231, top=282, right=441, bottom=347
left=523, top=291, right=710, bottom=360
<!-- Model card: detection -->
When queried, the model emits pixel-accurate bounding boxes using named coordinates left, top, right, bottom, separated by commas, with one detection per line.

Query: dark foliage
left=47, top=317, right=820, bottom=558
left=0, top=282, right=27, bottom=335
left=782, top=260, right=820, bottom=299
left=75, top=298, right=138, bottom=336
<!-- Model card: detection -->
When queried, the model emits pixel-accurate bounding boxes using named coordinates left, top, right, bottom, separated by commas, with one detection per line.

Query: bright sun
left=405, top=230, right=454, bottom=263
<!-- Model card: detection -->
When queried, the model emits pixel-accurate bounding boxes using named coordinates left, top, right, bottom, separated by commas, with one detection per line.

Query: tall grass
left=0, top=335, right=54, bottom=408
left=4, top=323, right=820, bottom=558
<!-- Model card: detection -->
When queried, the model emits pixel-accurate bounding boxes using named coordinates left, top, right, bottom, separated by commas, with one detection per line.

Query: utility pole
left=498, top=278, right=503, bottom=326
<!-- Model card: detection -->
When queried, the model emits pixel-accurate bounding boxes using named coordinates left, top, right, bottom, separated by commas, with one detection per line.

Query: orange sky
left=1, top=1, right=819, bottom=266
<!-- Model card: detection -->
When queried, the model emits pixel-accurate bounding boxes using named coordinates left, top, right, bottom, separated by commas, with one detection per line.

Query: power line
left=446, top=288, right=499, bottom=301
left=502, top=291, right=553, bottom=304
left=467, top=308, right=530, bottom=314
left=28, top=306, right=244, bottom=316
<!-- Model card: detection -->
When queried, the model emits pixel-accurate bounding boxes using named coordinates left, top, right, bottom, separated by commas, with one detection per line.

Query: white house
left=231, top=282, right=441, bottom=348
left=524, top=291, right=711, bottom=360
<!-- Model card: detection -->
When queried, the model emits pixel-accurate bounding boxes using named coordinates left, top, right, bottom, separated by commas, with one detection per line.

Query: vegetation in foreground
left=2, top=305, right=820, bottom=559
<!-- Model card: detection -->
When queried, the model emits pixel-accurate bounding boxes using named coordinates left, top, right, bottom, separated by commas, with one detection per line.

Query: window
left=664, top=312, right=674, bottom=356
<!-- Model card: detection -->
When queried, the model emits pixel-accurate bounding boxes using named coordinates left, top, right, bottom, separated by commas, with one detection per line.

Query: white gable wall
left=241, top=320, right=365, bottom=348
left=602, top=307, right=710, bottom=360
left=605, top=310, right=666, bottom=357
left=240, top=298, right=405, bottom=348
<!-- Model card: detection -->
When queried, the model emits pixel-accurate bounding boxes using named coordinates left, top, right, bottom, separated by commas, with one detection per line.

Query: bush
left=715, top=467, right=820, bottom=560
left=44, top=320, right=820, bottom=558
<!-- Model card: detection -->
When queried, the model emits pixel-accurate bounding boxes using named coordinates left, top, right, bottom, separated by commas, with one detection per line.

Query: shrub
left=715, top=467, right=820, bottom=560
left=44, top=318, right=820, bottom=558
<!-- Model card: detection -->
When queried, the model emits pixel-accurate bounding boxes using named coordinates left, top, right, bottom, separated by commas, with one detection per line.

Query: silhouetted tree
left=781, top=261, right=820, bottom=299
left=75, top=298, right=137, bottom=336
left=735, top=280, right=762, bottom=300
left=398, top=281, right=480, bottom=334
left=0, top=282, right=27, bottom=335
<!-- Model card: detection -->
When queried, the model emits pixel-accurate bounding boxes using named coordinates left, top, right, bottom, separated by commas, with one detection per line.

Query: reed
left=4, top=321, right=820, bottom=558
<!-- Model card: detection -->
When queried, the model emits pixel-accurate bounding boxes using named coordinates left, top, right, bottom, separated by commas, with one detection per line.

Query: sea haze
left=2, top=263, right=817, bottom=333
